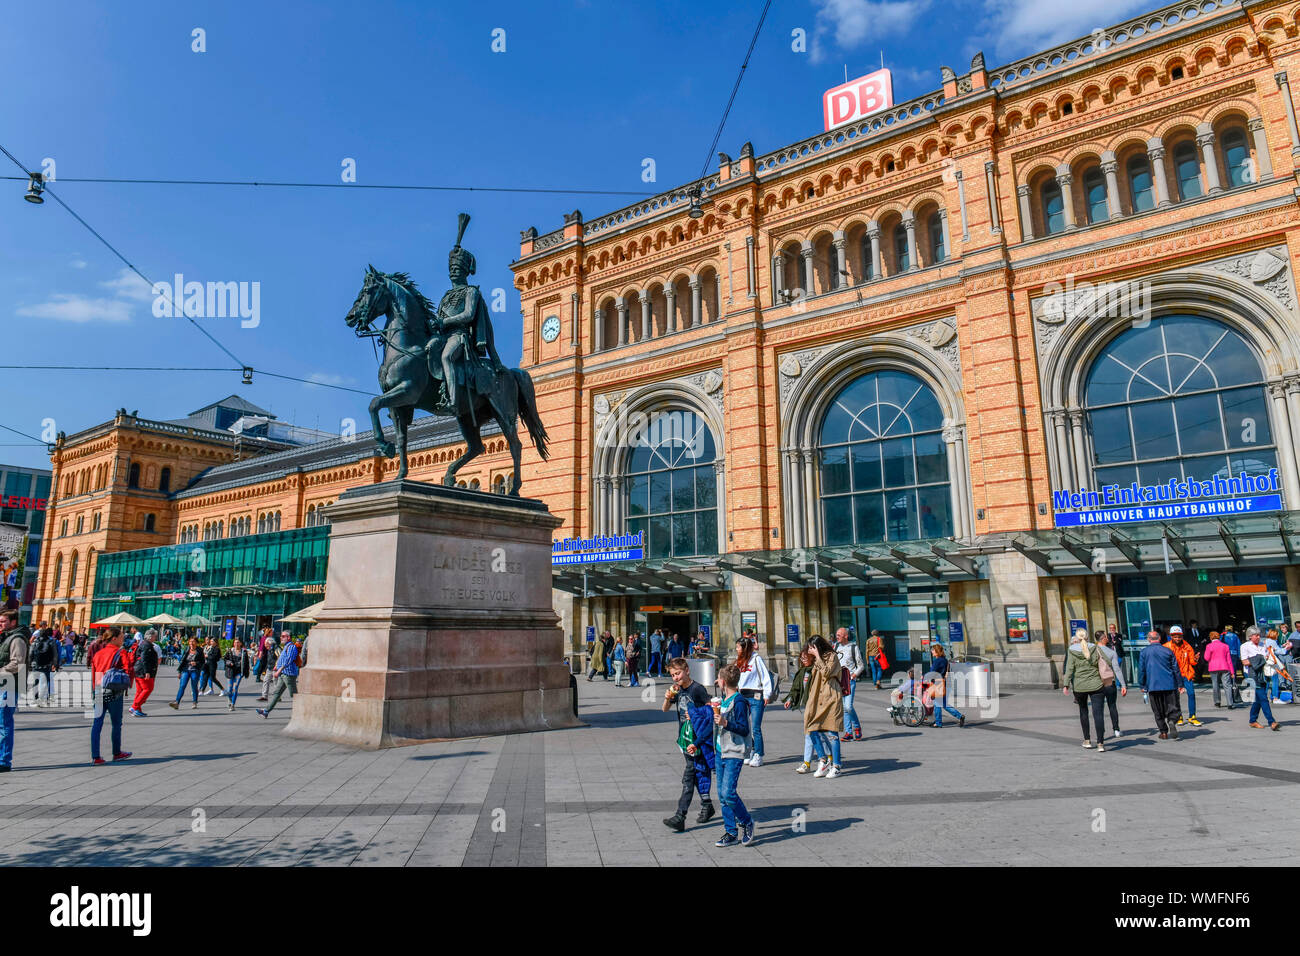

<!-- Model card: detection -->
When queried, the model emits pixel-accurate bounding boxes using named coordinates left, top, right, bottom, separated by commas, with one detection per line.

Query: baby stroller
left=887, top=674, right=937, bottom=728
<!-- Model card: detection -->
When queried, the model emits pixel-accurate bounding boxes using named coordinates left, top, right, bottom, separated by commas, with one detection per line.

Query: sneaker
left=256, top=709, right=269, bottom=719
left=1113, top=728, right=1122, bottom=737
left=958, top=715, right=966, bottom=728
left=227, top=702, right=234, bottom=711
left=1082, top=740, right=1093, bottom=749
left=695, top=803, right=716, bottom=825
left=795, top=762, right=811, bottom=774
left=813, top=759, right=830, bottom=778
left=749, top=754, right=763, bottom=767
left=91, top=757, right=106, bottom=765
left=740, top=822, right=755, bottom=846
left=824, top=765, right=842, bottom=778
left=1271, top=722, right=1281, bottom=731
left=840, top=733, right=854, bottom=742
left=113, top=752, right=131, bottom=761
left=662, top=813, right=685, bottom=833
left=168, top=701, right=179, bottom=710
left=128, top=708, right=144, bottom=718
left=1096, top=742, right=1106, bottom=752
left=1169, top=725, right=1180, bottom=739
left=852, top=730, right=862, bottom=740
left=714, top=832, right=740, bottom=848
left=191, top=703, right=199, bottom=710
left=1176, top=717, right=1186, bottom=726
left=217, top=689, right=225, bottom=697
left=1188, top=717, right=1202, bottom=726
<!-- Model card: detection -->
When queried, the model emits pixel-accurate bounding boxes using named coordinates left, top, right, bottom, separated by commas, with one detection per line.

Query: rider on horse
left=426, top=213, right=504, bottom=410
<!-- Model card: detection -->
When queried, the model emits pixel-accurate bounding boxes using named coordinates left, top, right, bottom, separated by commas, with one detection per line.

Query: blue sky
left=1, top=0, right=1156, bottom=470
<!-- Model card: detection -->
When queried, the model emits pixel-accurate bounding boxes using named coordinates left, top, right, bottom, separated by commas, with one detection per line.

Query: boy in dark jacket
left=660, top=657, right=716, bottom=832
left=712, top=664, right=754, bottom=848
left=1138, top=630, right=1184, bottom=739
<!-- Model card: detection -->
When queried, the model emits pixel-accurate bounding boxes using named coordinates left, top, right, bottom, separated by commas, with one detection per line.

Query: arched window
left=858, top=231, right=874, bottom=281
left=892, top=224, right=910, bottom=272
left=1084, top=315, right=1273, bottom=489
left=493, top=476, right=506, bottom=495
left=1173, top=141, right=1202, bottom=200
left=927, top=211, right=946, bottom=264
left=85, top=549, right=95, bottom=588
left=75, top=515, right=84, bottom=535
left=127, top=463, right=140, bottom=489
left=624, top=409, right=718, bottom=558
left=1220, top=127, right=1250, bottom=188
left=59, top=519, right=68, bottom=537
left=92, top=512, right=101, bottom=532
left=53, top=554, right=63, bottom=591
left=819, top=369, right=952, bottom=544
left=1040, top=179, right=1065, bottom=234
left=274, top=512, right=281, bottom=531
left=258, top=514, right=267, bottom=534
left=217, top=520, right=223, bottom=537
left=159, top=467, right=171, bottom=493
left=470, top=478, right=480, bottom=491
left=1127, top=154, right=1154, bottom=212
left=1082, top=167, right=1108, bottom=224
left=68, top=551, right=79, bottom=591
left=306, top=505, right=316, bottom=527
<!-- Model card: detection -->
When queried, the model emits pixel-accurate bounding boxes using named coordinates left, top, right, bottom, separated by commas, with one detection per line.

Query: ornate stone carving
left=779, top=354, right=802, bottom=378
left=778, top=345, right=831, bottom=404
left=689, top=370, right=726, bottom=413
left=902, top=317, right=960, bottom=371
left=1208, top=246, right=1296, bottom=313
left=700, top=370, right=723, bottom=395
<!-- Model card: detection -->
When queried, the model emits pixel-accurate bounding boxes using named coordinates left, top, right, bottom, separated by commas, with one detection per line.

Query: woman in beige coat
left=802, top=636, right=844, bottom=778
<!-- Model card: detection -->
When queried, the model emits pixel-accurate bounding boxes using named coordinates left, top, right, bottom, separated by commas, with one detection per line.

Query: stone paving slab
left=1, top=665, right=1297, bottom=865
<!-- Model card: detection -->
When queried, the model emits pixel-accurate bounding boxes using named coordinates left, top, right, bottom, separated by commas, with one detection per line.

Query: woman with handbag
left=734, top=637, right=774, bottom=767
left=223, top=639, right=252, bottom=711
left=1095, top=630, right=1126, bottom=738
left=626, top=636, right=642, bottom=688
left=89, top=627, right=133, bottom=764
left=801, top=636, right=844, bottom=778
left=864, top=629, right=885, bottom=689
left=783, top=647, right=818, bottom=773
left=169, top=637, right=205, bottom=710
left=1063, top=628, right=1108, bottom=751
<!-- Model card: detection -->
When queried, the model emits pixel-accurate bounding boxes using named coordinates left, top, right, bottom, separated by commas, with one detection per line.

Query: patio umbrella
left=183, top=614, right=217, bottom=628
left=280, top=601, right=325, bottom=624
left=144, top=613, right=189, bottom=626
left=90, top=611, right=145, bottom=628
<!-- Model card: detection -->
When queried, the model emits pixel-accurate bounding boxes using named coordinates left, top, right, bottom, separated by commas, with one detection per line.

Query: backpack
left=101, top=650, right=132, bottom=691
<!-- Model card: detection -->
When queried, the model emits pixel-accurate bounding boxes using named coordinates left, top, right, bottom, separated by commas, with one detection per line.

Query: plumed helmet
left=449, top=212, right=476, bottom=275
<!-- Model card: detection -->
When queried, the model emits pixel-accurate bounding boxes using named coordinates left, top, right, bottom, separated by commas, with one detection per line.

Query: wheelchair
left=887, top=678, right=936, bottom=728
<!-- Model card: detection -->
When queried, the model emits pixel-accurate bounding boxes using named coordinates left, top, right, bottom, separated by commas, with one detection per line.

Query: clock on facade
left=541, top=315, right=561, bottom=342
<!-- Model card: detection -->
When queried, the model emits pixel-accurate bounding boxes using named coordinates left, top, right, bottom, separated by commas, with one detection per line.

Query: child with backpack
left=711, top=664, right=755, bottom=847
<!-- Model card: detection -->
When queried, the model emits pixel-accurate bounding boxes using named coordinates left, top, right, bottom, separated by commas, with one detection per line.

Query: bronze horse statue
left=344, top=266, right=549, bottom=493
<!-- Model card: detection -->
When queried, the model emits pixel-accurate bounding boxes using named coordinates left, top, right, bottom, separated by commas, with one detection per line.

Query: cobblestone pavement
left=2, top=665, right=1296, bottom=866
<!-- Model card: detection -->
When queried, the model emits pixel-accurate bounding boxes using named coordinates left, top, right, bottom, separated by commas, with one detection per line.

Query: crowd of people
left=585, top=627, right=706, bottom=685
left=0, top=610, right=309, bottom=771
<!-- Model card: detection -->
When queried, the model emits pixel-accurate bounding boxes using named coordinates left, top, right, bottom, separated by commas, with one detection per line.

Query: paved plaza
left=2, top=665, right=1298, bottom=867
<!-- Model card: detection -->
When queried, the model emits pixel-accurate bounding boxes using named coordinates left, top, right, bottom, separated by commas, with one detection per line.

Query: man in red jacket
left=90, top=628, right=134, bottom=765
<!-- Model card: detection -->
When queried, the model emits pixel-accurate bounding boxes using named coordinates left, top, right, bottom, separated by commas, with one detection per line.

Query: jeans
left=91, top=690, right=124, bottom=760
left=1269, top=672, right=1281, bottom=701
left=1101, top=683, right=1120, bottom=731
left=132, top=676, right=155, bottom=712
left=649, top=651, right=662, bottom=675
left=802, top=733, right=816, bottom=764
left=175, top=669, right=201, bottom=703
left=842, top=679, right=860, bottom=734
left=933, top=684, right=965, bottom=727
left=265, top=673, right=298, bottom=713
left=612, top=661, right=626, bottom=686
left=716, top=757, right=752, bottom=836
left=228, top=674, right=243, bottom=705
left=676, top=754, right=712, bottom=815
left=1074, top=690, right=1105, bottom=742
left=629, top=664, right=640, bottom=687
left=1250, top=688, right=1276, bottom=725
left=811, top=731, right=841, bottom=766
left=746, top=697, right=765, bottom=756
left=0, top=704, right=14, bottom=767
left=869, top=658, right=883, bottom=684
left=199, top=666, right=223, bottom=693
left=1181, top=676, right=1197, bottom=717
left=1210, top=671, right=1235, bottom=708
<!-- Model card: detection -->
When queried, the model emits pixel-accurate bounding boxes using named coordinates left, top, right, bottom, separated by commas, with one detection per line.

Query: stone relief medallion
left=903, top=317, right=960, bottom=372
left=778, top=354, right=802, bottom=378
left=593, top=394, right=610, bottom=416
left=701, top=370, right=723, bottom=394
left=1208, top=247, right=1294, bottom=312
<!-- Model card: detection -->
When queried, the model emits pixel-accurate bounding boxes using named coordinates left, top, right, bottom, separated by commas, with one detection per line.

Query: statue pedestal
left=284, top=480, right=579, bottom=749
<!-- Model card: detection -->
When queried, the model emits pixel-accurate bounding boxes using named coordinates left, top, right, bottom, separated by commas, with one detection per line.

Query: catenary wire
left=0, top=175, right=650, bottom=196
left=695, top=0, right=772, bottom=182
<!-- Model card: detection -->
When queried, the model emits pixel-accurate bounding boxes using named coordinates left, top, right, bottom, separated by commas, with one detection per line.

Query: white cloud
left=99, top=268, right=155, bottom=302
left=303, top=372, right=352, bottom=389
left=16, top=295, right=132, bottom=323
left=979, top=0, right=1154, bottom=59
left=811, top=0, right=930, bottom=64
left=70, top=259, right=87, bottom=269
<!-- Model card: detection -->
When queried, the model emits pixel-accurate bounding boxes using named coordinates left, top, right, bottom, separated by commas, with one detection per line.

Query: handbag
left=838, top=665, right=851, bottom=696
left=101, top=650, right=132, bottom=692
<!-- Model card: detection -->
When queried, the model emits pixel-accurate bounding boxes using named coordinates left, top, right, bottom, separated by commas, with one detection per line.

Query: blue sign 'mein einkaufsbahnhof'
left=551, top=532, right=645, bottom=566
left=1053, top=470, right=1282, bottom=528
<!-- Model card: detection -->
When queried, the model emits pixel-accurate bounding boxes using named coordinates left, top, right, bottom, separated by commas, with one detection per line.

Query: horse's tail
left=512, top=367, right=550, bottom=461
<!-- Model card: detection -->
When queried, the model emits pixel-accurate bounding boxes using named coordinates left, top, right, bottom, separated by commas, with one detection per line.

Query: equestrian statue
left=344, top=213, right=549, bottom=494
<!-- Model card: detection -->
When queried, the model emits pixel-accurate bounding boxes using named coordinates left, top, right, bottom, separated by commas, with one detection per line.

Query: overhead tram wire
left=1, top=141, right=375, bottom=397
left=0, top=175, right=652, bottom=197
left=694, top=0, right=773, bottom=183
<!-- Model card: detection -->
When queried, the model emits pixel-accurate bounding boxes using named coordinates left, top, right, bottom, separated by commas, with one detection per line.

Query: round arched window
left=819, top=370, right=952, bottom=544
left=624, top=409, right=718, bottom=558
left=1085, top=315, right=1273, bottom=488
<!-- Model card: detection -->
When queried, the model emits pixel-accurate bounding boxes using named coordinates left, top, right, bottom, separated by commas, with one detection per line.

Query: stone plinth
left=285, top=480, right=579, bottom=749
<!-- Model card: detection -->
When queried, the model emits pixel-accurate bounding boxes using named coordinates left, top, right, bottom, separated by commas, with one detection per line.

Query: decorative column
left=1068, top=410, right=1090, bottom=489
left=1275, top=72, right=1300, bottom=158
left=1195, top=123, right=1223, bottom=195
left=665, top=285, right=677, bottom=333
left=1285, top=377, right=1300, bottom=507
left=1100, top=151, right=1121, bottom=219
left=570, top=292, right=579, bottom=347
left=611, top=476, right=624, bottom=534
left=938, top=209, right=952, bottom=262
left=867, top=221, right=883, bottom=279
left=1048, top=409, right=1072, bottom=490
left=745, top=235, right=756, bottom=298
left=688, top=275, right=702, bottom=327
left=639, top=289, right=652, bottom=340
left=713, top=458, right=727, bottom=553
left=1249, top=117, right=1275, bottom=181
left=1056, top=164, right=1078, bottom=230
left=1147, top=138, right=1172, bottom=207
left=1017, top=184, right=1035, bottom=240
left=800, top=240, right=815, bottom=294
left=984, top=160, right=1002, bottom=233
left=615, top=296, right=628, bottom=347
left=831, top=230, right=847, bottom=288
left=1268, top=383, right=1300, bottom=507
left=902, top=212, right=919, bottom=270
left=801, top=448, right=818, bottom=546
left=943, top=423, right=965, bottom=538
left=784, top=448, right=803, bottom=549
left=595, top=475, right=608, bottom=533
left=594, top=305, right=605, bottom=351
left=771, top=255, right=785, bottom=305
left=955, top=170, right=970, bottom=240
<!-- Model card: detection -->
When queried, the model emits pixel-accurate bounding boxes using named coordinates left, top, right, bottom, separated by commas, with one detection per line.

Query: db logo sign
left=823, top=68, right=894, bottom=131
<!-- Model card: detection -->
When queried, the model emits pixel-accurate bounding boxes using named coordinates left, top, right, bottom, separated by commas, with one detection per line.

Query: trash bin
left=949, top=659, right=992, bottom=703
left=688, top=655, right=717, bottom=689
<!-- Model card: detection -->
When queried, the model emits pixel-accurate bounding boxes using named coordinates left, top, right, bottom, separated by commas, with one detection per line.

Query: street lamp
left=687, top=186, right=704, bottom=219
left=24, top=173, right=44, bottom=204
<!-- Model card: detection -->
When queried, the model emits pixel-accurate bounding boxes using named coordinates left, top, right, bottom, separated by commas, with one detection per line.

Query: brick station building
left=33, top=0, right=1300, bottom=685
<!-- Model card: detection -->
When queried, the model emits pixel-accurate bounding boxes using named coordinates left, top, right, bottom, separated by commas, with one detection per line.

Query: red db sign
left=823, top=68, right=894, bottom=131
